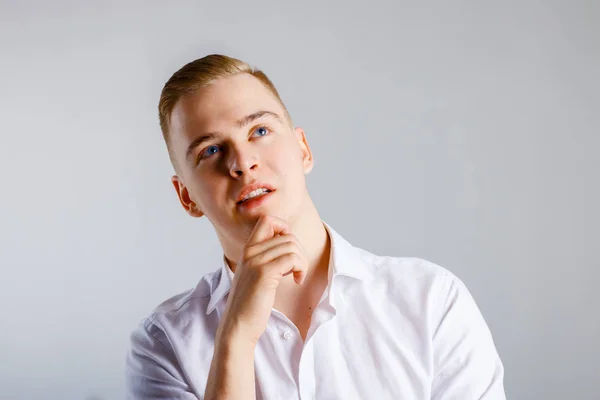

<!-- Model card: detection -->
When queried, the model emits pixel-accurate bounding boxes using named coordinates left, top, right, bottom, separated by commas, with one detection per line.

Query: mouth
left=236, top=188, right=274, bottom=205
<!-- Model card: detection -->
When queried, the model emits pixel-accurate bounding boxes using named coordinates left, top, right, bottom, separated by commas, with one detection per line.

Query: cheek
left=191, top=175, right=227, bottom=210
left=275, top=142, right=303, bottom=170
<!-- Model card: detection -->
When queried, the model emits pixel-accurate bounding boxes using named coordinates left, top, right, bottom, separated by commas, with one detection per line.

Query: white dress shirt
left=125, top=222, right=505, bottom=399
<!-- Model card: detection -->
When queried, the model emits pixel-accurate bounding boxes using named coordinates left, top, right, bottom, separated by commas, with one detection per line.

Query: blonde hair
left=158, top=54, right=292, bottom=168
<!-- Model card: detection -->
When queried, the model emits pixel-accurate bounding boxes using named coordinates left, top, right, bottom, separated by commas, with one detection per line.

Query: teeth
left=242, top=188, right=269, bottom=202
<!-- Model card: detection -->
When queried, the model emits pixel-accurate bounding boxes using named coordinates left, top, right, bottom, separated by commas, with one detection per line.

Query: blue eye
left=253, top=126, right=269, bottom=137
left=200, top=145, right=220, bottom=159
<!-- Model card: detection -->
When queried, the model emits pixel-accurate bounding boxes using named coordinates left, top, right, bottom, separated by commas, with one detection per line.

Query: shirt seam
left=171, top=293, right=210, bottom=314
left=144, top=319, right=198, bottom=391
left=138, top=320, right=187, bottom=383
left=432, top=274, right=470, bottom=380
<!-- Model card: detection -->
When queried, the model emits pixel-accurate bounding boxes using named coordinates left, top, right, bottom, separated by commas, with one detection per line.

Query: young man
left=125, top=54, right=506, bottom=399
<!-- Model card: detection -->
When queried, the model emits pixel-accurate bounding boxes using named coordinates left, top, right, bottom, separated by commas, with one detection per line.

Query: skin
left=167, top=73, right=331, bottom=399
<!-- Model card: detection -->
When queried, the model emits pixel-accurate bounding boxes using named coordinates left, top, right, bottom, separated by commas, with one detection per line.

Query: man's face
left=168, top=73, right=314, bottom=244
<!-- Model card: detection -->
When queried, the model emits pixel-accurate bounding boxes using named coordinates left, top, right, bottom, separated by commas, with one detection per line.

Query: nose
left=228, top=146, right=259, bottom=178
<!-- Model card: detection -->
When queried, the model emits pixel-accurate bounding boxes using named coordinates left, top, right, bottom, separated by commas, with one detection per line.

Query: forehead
left=169, top=73, right=284, bottom=140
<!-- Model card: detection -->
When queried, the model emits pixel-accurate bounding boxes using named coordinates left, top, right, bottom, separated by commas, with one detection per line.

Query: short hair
left=158, top=54, right=292, bottom=169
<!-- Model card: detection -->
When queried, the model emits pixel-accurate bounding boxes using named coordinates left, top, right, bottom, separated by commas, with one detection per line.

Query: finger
left=246, top=241, right=308, bottom=285
left=247, top=215, right=290, bottom=246
left=245, top=234, right=301, bottom=259
left=248, top=240, right=303, bottom=271
left=269, top=253, right=308, bottom=285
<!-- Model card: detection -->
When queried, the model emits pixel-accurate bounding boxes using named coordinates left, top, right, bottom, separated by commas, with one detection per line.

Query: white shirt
left=125, top=222, right=505, bottom=399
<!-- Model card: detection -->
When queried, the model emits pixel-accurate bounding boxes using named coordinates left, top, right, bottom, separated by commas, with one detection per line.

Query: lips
left=236, top=182, right=276, bottom=204
left=239, top=189, right=272, bottom=204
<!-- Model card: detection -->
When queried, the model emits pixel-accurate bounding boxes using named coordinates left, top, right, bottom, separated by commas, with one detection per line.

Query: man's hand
left=219, top=214, right=308, bottom=346
left=205, top=215, right=308, bottom=399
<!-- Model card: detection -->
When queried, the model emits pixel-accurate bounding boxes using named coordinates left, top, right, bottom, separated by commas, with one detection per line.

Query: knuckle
left=275, top=253, right=291, bottom=265
left=282, top=234, right=299, bottom=248
left=284, top=241, right=297, bottom=253
left=252, top=254, right=267, bottom=268
left=245, top=253, right=262, bottom=269
left=286, top=234, right=299, bottom=245
left=242, top=250, right=254, bottom=264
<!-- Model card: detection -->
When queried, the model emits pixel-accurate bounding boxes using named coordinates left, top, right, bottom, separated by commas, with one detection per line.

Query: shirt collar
left=323, top=221, right=372, bottom=282
left=205, top=256, right=234, bottom=315
left=206, top=221, right=371, bottom=315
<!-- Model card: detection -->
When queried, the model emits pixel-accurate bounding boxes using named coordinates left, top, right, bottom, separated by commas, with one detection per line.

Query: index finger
left=247, top=215, right=290, bottom=246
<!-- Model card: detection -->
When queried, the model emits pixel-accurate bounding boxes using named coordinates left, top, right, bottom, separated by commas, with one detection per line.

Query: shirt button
left=282, top=331, right=293, bottom=340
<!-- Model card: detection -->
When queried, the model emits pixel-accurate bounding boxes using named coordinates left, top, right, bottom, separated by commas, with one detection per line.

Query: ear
left=171, top=175, right=204, bottom=218
left=294, top=126, right=314, bottom=175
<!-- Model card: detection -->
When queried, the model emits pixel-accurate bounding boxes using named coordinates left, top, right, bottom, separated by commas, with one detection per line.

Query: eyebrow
left=185, top=110, right=282, bottom=163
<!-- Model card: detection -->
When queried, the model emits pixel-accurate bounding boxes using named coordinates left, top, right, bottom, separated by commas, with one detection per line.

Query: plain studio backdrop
left=1, top=1, right=598, bottom=399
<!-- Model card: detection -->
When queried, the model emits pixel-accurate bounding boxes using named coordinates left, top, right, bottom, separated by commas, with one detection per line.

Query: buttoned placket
left=264, top=279, right=338, bottom=400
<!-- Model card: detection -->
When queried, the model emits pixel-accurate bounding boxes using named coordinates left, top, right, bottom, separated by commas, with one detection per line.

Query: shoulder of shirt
left=354, top=245, right=456, bottom=283
left=351, top=247, right=470, bottom=314
left=133, top=267, right=224, bottom=334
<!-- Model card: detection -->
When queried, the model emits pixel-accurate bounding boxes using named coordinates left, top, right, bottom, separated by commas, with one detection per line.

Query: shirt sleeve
left=431, top=273, right=506, bottom=400
left=125, top=318, right=200, bottom=400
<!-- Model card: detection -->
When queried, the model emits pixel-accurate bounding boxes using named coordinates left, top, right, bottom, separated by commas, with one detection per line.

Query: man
left=125, top=54, right=505, bottom=399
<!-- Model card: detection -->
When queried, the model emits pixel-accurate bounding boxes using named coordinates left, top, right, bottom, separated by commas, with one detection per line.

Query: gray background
left=1, top=1, right=598, bottom=399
